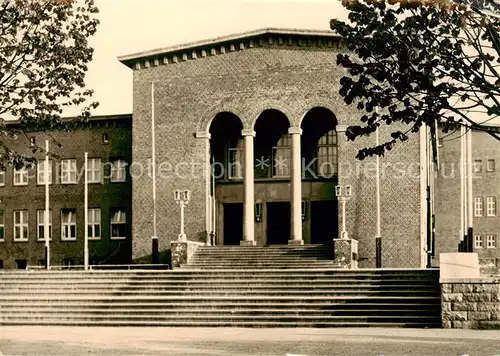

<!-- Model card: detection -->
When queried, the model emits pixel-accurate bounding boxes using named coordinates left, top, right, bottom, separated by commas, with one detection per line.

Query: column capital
left=241, top=129, right=256, bottom=137
left=336, top=124, right=349, bottom=133
left=195, top=131, right=211, bottom=139
left=288, top=127, right=302, bottom=135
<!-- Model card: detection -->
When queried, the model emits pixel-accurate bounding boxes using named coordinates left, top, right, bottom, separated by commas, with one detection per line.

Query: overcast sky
left=71, top=0, right=347, bottom=117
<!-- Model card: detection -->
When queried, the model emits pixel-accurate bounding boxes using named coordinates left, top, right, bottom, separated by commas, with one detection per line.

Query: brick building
left=119, top=28, right=428, bottom=268
left=0, top=114, right=132, bottom=269
left=435, top=126, right=500, bottom=268
left=1, top=28, right=497, bottom=270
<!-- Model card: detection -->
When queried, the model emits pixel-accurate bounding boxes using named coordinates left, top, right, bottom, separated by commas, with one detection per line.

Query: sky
left=71, top=0, right=348, bottom=117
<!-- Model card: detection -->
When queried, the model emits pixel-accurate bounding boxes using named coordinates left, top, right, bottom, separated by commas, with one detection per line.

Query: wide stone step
left=0, top=313, right=441, bottom=323
left=0, top=302, right=440, bottom=310
left=0, top=278, right=439, bottom=286
left=0, top=295, right=441, bottom=302
left=0, top=284, right=440, bottom=292
left=0, top=319, right=441, bottom=328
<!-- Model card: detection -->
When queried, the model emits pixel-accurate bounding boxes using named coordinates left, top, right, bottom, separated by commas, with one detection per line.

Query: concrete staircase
left=0, top=245, right=441, bottom=327
left=183, top=244, right=341, bottom=269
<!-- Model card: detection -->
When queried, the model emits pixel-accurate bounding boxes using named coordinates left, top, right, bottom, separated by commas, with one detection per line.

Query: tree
left=330, top=0, right=500, bottom=159
left=0, top=0, right=99, bottom=167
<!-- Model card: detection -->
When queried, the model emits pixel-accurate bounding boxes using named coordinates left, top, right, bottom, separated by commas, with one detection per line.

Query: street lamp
left=174, top=189, right=191, bottom=241
left=335, top=185, right=352, bottom=239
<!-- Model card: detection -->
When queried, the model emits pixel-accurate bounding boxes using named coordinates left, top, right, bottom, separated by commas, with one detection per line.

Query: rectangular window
left=37, top=210, right=52, bottom=241
left=110, top=160, right=126, bottom=182
left=61, top=209, right=77, bottom=241
left=272, top=134, right=291, bottom=177
left=228, top=148, right=243, bottom=179
left=474, top=197, right=484, bottom=217
left=14, top=168, right=28, bottom=186
left=473, top=159, right=482, bottom=173
left=60, top=159, right=77, bottom=184
left=0, top=260, right=3, bottom=269
left=13, top=210, right=29, bottom=241
left=487, top=159, right=495, bottom=172
left=87, top=158, right=102, bottom=183
left=472, top=159, right=483, bottom=173
left=110, top=209, right=126, bottom=239
left=487, top=196, right=497, bottom=217
left=0, top=170, right=5, bottom=186
left=486, top=235, right=497, bottom=249
left=37, top=160, right=53, bottom=185
left=317, top=130, right=338, bottom=177
left=474, top=235, right=483, bottom=249
left=0, top=210, right=4, bottom=241
left=88, top=208, right=101, bottom=240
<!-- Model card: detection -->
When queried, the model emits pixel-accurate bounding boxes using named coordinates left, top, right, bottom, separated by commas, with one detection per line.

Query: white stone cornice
left=195, top=131, right=211, bottom=139
left=288, top=127, right=302, bottom=135
left=336, top=124, right=348, bottom=133
left=241, top=129, right=256, bottom=137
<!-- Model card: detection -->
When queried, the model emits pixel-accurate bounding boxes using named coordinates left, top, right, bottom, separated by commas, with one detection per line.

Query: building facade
left=0, top=115, right=132, bottom=269
left=2, top=28, right=497, bottom=270
left=119, top=28, right=427, bottom=268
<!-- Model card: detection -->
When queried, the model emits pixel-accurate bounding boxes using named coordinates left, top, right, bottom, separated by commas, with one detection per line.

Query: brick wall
left=129, top=39, right=424, bottom=267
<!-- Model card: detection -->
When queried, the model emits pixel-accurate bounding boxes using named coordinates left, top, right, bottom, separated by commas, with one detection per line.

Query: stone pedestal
left=170, top=240, right=204, bottom=269
left=333, top=238, right=358, bottom=269
left=440, top=253, right=480, bottom=279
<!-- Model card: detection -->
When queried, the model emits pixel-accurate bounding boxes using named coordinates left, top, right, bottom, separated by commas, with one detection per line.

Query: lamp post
left=335, top=185, right=352, bottom=239
left=174, top=189, right=191, bottom=241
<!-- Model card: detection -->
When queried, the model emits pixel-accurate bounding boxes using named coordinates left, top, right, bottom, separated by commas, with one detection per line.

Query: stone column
left=241, top=129, right=256, bottom=246
left=288, top=126, right=303, bottom=245
left=336, top=124, right=349, bottom=240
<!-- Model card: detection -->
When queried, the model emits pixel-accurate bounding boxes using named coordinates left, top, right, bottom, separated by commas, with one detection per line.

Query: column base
left=240, top=240, right=257, bottom=246
left=288, top=239, right=304, bottom=245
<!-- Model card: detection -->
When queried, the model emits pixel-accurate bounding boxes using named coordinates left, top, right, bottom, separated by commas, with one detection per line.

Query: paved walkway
left=0, top=327, right=499, bottom=355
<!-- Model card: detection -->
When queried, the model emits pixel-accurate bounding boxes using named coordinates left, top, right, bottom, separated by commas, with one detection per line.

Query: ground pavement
left=0, top=327, right=499, bottom=356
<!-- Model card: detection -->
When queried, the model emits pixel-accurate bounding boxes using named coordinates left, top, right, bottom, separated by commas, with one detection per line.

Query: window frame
left=487, top=159, right=495, bottom=172
left=110, top=209, right=126, bottom=240
left=60, top=159, right=77, bottom=184
left=13, top=210, right=29, bottom=242
left=486, top=235, right=497, bottom=249
left=272, top=134, right=291, bottom=178
left=474, top=235, right=483, bottom=249
left=317, top=129, right=338, bottom=178
left=0, top=170, right=5, bottom=186
left=37, top=160, right=53, bottom=185
left=13, top=167, right=29, bottom=186
left=87, top=208, right=101, bottom=240
left=61, top=209, right=77, bottom=241
left=110, top=159, right=127, bottom=182
left=473, top=159, right=482, bottom=173
left=486, top=196, right=497, bottom=217
left=37, top=209, right=53, bottom=241
left=87, top=158, right=102, bottom=184
left=474, top=196, right=484, bottom=217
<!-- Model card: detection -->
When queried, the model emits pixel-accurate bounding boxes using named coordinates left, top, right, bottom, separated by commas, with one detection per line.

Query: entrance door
left=310, top=200, right=338, bottom=244
left=223, top=203, right=243, bottom=245
left=266, top=202, right=291, bottom=245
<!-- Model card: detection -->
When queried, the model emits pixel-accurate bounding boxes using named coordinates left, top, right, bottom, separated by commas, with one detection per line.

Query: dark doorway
left=223, top=203, right=243, bottom=245
left=311, top=200, right=338, bottom=244
left=266, top=202, right=291, bottom=245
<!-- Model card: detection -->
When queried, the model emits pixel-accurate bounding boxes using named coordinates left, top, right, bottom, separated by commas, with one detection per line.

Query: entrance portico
left=207, top=107, right=339, bottom=246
